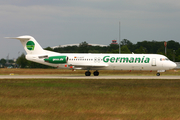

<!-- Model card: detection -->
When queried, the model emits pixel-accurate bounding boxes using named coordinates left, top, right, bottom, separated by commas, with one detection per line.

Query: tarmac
left=0, top=75, right=179, bottom=79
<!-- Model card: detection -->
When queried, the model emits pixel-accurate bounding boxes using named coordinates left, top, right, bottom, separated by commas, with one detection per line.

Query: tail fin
left=6, top=35, right=45, bottom=55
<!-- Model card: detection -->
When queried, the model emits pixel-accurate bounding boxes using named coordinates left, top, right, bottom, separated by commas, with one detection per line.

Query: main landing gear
left=85, top=70, right=99, bottom=76
left=93, top=70, right=99, bottom=76
left=85, top=71, right=91, bottom=76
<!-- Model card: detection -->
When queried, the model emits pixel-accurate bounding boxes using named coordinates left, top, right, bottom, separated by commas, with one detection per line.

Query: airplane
left=6, top=35, right=177, bottom=76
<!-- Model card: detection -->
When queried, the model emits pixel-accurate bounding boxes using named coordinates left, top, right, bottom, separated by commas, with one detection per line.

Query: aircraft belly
left=112, top=63, right=144, bottom=70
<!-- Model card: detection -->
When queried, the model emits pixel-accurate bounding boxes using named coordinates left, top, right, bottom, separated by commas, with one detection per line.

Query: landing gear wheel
left=93, top=71, right=99, bottom=76
left=85, top=71, right=91, bottom=76
left=156, top=73, right=160, bottom=76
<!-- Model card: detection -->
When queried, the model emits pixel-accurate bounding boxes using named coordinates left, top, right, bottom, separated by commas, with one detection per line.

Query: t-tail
left=6, top=35, right=45, bottom=55
left=6, top=35, right=61, bottom=66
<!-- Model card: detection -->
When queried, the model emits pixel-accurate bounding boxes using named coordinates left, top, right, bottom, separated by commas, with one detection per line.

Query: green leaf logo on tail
left=26, top=41, right=35, bottom=50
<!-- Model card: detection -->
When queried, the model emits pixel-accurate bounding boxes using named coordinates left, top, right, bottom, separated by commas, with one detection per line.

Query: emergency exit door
left=152, top=58, right=156, bottom=66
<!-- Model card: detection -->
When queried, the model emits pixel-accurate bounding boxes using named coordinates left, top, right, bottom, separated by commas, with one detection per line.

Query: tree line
left=1, top=39, right=180, bottom=68
left=53, top=39, right=179, bottom=61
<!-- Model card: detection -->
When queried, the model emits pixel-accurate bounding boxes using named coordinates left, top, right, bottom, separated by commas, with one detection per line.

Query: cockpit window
left=160, top=58, right=169, bottom=61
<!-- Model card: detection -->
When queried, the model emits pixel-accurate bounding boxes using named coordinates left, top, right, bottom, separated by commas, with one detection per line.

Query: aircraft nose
left=172, top=62, right=177, bottom=68
left=170, top=62, right=177, bottom=69
left=163, top=62, right=177, bottom=70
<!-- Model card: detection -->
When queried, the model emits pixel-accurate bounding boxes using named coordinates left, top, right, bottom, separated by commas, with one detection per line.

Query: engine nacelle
left=44, top=56, right=68, bottom=64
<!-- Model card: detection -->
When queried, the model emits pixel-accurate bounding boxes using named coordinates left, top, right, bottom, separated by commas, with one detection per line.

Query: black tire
left=156, top=73, right=160, bottom=76
left=93, top=71, right=99, bottom=76
left=85, top=71, right=91, bottom=76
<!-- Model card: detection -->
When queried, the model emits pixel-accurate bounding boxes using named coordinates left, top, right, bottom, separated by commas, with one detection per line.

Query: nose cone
left=170, top=62, right=177, bottom=69
left=163, top=62, right=177, bottom=70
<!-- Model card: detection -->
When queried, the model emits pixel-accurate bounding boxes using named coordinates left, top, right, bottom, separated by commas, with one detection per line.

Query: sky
left=1, top=0, right=180, bottom=59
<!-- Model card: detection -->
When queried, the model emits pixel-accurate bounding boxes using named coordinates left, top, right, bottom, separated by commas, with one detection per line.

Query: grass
left=0, top=79, right=180, bottom=120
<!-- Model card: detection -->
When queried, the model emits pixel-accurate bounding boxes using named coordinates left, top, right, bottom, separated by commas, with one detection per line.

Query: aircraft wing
left=67, top=63, right=108, bottom=70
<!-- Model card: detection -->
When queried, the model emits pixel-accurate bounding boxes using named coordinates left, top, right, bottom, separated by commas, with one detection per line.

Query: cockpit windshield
left=160, top=58, right=169, bottom=61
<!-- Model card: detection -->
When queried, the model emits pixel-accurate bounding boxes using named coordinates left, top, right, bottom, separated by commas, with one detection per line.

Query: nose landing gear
left=156, top=73, right=160, bottom=76
left=156, top=70, right=165, bottom=76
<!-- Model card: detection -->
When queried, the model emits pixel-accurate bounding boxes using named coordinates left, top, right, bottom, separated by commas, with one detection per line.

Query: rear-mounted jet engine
left=44, top=56, right=68, bottom=64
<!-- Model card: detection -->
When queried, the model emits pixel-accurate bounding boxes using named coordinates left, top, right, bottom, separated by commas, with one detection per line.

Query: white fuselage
left=7, top=35, right=177, bottom=76
left=26, top=52, right=177, bottom=71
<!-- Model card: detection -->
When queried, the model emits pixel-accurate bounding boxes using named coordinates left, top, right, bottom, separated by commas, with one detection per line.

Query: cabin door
left=152, top=58, right=156, bottom=66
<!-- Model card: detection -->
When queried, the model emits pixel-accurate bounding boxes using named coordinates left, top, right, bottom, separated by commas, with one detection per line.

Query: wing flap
left=68, top=63, right=108, bottom=67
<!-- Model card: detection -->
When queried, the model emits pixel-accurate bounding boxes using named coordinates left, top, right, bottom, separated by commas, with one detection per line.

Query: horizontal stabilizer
left=6, top=35, right=45, bottom=55
left=5, top=37, right=30, bottom=40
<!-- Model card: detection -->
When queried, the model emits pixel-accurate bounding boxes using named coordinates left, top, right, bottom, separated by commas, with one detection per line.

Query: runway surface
left=0, top=75, right=179, bottom=79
